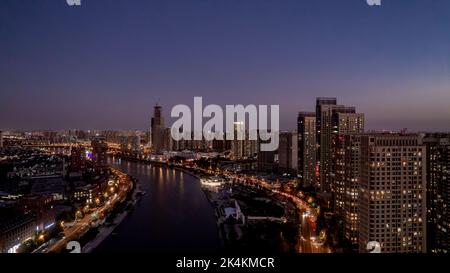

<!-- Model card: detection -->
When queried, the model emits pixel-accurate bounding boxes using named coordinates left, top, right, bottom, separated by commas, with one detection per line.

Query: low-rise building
left=0, top=214, right=36, bottom=253
left=73, top=183, right=101, bottom=204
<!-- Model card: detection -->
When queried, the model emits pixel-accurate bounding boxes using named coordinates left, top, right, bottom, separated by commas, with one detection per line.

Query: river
left=95, top=157, right=221, bottom=253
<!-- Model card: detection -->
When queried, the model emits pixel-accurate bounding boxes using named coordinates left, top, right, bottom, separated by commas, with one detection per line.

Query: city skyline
left=1, top=96, right=449, bottom=133
left=2, top=0, right=450, bottom=261
left=1, top=0, right=450, bottom=131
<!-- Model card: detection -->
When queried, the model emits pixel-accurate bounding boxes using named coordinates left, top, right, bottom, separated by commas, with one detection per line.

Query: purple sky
left=1, top=0, right=449, bottom=131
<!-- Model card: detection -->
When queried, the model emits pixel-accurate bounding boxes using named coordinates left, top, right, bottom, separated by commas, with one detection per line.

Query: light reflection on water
left=96, top=157, right=220, bottom=253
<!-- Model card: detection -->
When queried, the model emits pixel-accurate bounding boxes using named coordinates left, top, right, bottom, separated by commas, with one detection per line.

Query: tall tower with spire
left=151, top=104, right=165, bottom=153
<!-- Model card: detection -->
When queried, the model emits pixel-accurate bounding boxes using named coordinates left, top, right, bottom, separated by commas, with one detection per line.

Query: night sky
left=1, top=0, right=449, bottom=131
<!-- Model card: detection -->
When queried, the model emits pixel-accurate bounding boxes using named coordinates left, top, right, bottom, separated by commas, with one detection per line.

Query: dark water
left=95, top=157, right=221, bottom=253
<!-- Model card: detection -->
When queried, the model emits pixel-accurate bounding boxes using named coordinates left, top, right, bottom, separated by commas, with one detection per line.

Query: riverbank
left=91, top=156, right=221, bottom=252
left=81, top=170, right=143, bottom=253
left=111, top=156, right=228, bottom=249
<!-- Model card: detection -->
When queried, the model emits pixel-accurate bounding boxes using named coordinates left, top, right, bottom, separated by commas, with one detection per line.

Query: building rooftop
left=30, top=175, right=66, bottom=194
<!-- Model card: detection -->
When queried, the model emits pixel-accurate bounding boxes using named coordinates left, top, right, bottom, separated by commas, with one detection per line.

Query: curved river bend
left=95, top=157, right=221, bottom=253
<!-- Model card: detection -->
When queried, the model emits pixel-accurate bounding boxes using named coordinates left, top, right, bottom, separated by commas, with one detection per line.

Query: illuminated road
left=44, top=169, right=132, bottom=253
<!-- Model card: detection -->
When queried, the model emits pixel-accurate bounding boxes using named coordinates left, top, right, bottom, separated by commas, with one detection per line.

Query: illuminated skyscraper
left=151, top=104, right=165, bottom=153
left=333, top=112, right=365, bottom=243
left=335, top=134, right=363, bottom=249
left=316, top=98, right=338, bottom=191
left=297, top=112, right=317, bottom=188
left=423, top=133, right=450, bottom=253
left=358, top=134, right=427, bottom=253
left=316, top=98, right=364, bottom=192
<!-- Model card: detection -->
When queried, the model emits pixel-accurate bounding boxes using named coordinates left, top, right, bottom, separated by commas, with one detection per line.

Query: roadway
left=44, top=169, right=132, bottom=253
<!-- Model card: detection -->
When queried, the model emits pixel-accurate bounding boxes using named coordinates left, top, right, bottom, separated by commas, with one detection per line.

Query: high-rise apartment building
left=316, top=99, right=337, bottom=190
left=335, top=112, right=365, bottom=135
left=358, top=134, right=427, bottom=253
left=278, top=131, right=298, bottom=175
left=316, top=98, right=364, bottom=192
left=297, top=112, right=316, bottom=188
left=151, top=104, right=165, bottom=153
left=335, top=134, right=363, bottom=248
left=423, top=133, right=450, bottom=253
left=333, top=112, right=365, bottom=234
